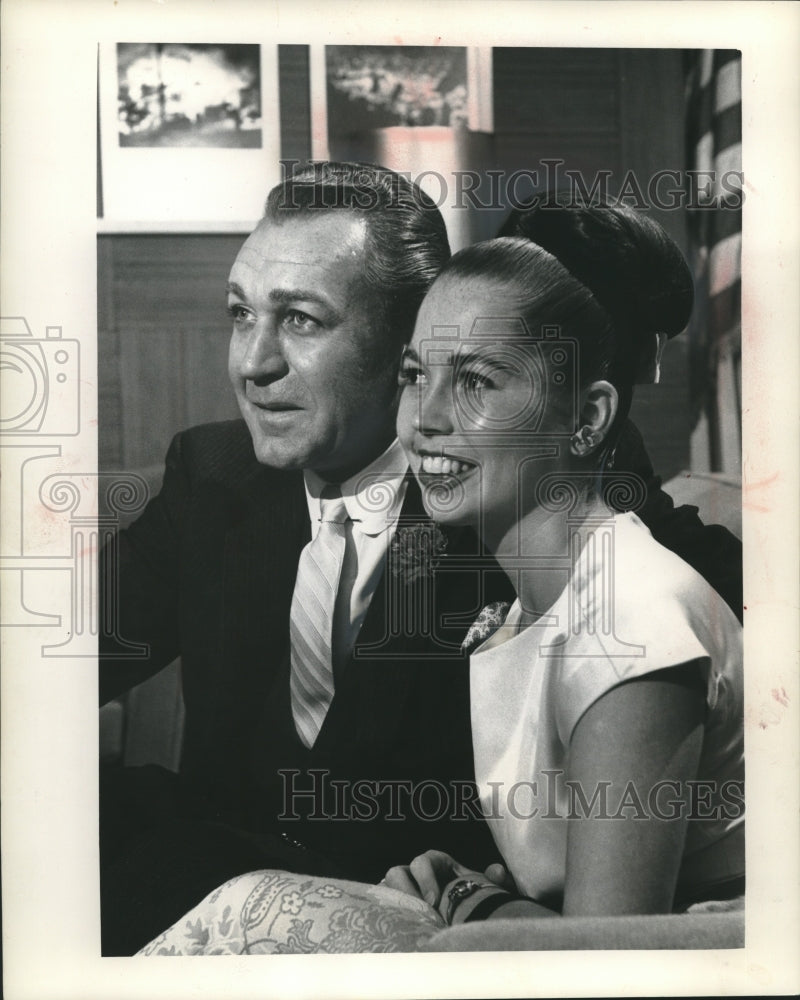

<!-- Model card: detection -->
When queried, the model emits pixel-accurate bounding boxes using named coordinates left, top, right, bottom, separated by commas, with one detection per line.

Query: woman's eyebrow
left=402, top=344, right=525, bottom=373
left=455, top=347, right=526, bottom=373
left=225, top=281, right=247, bottom=299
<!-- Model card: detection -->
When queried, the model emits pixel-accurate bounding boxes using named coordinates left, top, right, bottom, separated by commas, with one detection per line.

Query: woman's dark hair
left=440, top=202, right=694, bottom=440
left=264, top=161, right=451, bottom=347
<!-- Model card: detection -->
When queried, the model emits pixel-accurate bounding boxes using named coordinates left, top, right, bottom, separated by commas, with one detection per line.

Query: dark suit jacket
left=100, top=419, right=742, bottom=881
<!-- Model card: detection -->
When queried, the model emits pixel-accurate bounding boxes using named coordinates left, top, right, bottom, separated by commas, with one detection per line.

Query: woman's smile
left=396, top=274, right=563, bottom=531
left=416, top=451, right=478, bottom=477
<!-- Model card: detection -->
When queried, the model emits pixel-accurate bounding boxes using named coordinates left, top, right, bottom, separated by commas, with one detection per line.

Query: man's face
left=227, top=213, right=402, bottom=480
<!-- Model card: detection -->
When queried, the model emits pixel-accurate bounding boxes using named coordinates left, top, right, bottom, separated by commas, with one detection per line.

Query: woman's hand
left=385, top=850, right=473, bottom=908
left=384, top=853, right=555, bottom=925
left=483, top=861, right=517, bottom=893
left=384, top=850, right=493, bottom=910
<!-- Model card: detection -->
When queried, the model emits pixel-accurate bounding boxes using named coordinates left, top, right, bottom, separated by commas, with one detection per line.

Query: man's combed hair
left=264, top=161, right=451, bottom=345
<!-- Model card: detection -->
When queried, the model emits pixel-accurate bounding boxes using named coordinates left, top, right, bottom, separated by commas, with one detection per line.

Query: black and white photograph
left=98, top=40, right=279, bottom=226
left=326, top=45, right=469, bottom=132
left=1, top=2, right=798, bottom=998
left=117, top=43, right=263, bottom=148
left=95, top=42, right=749, bottom=959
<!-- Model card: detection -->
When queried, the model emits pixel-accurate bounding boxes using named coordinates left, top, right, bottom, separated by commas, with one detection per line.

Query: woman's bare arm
left=385, top=662, right=707, bottom=923
left=562, top=660, right=706, bottom=915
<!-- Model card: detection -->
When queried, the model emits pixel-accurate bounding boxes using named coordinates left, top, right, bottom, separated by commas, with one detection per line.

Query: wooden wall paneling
left=492, top=48, right=622, bottom=214
left=109, top=236, right=241, bottom=321
left=278, top=45, right=312, bottom=167
left=493, top=133, right=622, bottom=188
left=493, top=48, right=620, bottom=136
left=117, top=319, right=189, bottom=471
left=491, top=47, right=690, bottom=481
left=97, top=236, right=123, bottom=470
left=628, top=346, right=690, bottom=482
left=101, top=235, right=243, bottom=472
left=618, top=49, right=688, bottom=250
left=619, top=49, right=690, bottom=480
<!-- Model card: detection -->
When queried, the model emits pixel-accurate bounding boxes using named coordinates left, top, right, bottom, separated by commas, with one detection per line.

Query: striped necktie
left=289, top=489, right=348, bottom=748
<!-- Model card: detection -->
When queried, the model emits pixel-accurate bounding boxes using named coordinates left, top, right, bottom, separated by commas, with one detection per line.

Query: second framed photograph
left=98, top=41, right=280, bottom=229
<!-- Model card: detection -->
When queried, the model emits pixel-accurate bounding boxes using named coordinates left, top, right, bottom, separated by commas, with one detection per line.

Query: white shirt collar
left=304, top=438, right=409, bottom=537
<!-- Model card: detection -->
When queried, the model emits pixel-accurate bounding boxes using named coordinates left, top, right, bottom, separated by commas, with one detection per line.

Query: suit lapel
left=221, top=466, right=309, bottom=697
left=316, top=475, right=485, bottom=755
left=224, top=464, right=512, bottom=760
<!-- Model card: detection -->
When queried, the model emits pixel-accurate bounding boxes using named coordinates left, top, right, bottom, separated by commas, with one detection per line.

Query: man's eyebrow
left=401, top=346, right=421, bottom=363
left=225, top=282, right=334, bottom=310
left=267, top=288, right=331, bottom=308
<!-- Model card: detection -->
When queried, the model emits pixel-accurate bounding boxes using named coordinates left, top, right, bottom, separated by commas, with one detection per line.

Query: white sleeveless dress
left=469, top=512, right=744, bottom=904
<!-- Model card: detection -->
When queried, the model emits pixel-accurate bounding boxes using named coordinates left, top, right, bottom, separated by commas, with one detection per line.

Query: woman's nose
left=414, top=383, right=455, bottom=436
left=238, top=321, right=289, bottom=383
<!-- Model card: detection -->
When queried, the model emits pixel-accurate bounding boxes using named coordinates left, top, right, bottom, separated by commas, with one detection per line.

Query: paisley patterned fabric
left=461, top=601, right=512, bottom=655
left=137, top=870, right=444, bottom=955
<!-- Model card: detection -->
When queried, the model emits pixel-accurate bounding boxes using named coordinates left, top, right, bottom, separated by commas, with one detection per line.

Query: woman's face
left=397, top=275, right=577, bottom=536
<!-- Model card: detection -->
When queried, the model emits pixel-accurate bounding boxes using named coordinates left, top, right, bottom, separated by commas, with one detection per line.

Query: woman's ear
left=569, top=381, right=619, bottom=457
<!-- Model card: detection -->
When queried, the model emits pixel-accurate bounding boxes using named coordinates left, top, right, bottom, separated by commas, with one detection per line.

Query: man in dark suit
left=100, top=161, right=742, bottom=954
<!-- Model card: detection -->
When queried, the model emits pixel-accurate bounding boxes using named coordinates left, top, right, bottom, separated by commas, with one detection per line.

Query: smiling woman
left=388, top=202, right=744, bottom=923
left=396, top=285, right=584, bottom=541
left=396, top=209, right=690, bottom=544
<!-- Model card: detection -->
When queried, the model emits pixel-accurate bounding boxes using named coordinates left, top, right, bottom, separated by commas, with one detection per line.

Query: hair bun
left=503, top=202, right=694, bottom=345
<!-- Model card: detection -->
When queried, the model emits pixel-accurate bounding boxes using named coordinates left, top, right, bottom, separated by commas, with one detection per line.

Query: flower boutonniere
left=389, top=523, right=448, bottom=583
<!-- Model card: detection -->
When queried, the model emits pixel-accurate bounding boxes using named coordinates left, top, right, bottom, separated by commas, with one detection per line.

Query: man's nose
left=237, top=320, right=289, bottom=383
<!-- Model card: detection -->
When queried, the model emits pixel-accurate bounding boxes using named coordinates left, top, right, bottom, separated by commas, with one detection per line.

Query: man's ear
left=569, top=381, right=619, bottom=457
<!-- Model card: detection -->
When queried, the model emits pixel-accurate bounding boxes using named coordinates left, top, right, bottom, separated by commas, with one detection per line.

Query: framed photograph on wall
left=309, top=44, right=495, bottom=250
left=310, top=44, right=493, bottom=160
left=98, top=42, right=281, bottom=230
